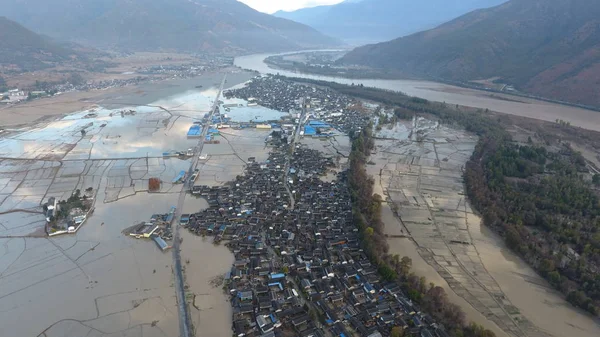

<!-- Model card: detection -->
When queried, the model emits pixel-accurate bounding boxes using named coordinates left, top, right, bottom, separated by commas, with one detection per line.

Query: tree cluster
left=0, top=76, right=7, bottom=92
left=348, top=125, right=496, bottom=337
left=466, top=140, right=600, bottom=315
left=296, top=76, right=600, bottom=316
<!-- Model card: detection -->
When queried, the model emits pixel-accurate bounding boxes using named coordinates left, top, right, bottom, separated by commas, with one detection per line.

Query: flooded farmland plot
left=0, top=193, right=180, bottom=337
left=193, top=128, right=273, bottom=187
left=370, top=118, right=600, bottom=337
left=0, top=71, right=270, bottom=337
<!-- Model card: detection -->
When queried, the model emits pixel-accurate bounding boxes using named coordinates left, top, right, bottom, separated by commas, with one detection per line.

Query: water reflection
left=0, top=85, right=286, bottom=160
left=235, top=53, right=600, bottom=131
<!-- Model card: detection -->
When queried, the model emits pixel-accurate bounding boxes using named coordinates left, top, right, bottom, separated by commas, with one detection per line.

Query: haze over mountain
left=342, top=0, right=600, bottom=107
left=274, top=0, right=506, bottom=43
left=0, top=16, right=81, bottom=71
left=0, top=0, right=339, bottom=54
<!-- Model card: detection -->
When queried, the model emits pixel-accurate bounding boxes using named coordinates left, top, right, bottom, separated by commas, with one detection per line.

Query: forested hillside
left=275, top=0, right=505, bottom=43
left=0, top=0, right=339, bottom=53
left=0, top=16, right=79, bottom=71
left=341, top=0, right=600, bottom=106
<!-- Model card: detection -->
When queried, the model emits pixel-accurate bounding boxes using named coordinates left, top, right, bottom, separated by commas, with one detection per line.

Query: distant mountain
left=0, top=16, right=80, bottom=71
left=274, top=0, right=506, bottom=43
left=0, top=0, right=339, bottom=53
left=341, top=0, right=600, bottom=106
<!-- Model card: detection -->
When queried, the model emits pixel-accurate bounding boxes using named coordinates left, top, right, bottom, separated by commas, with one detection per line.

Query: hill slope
left=274, top=0, right=505, bottom=43
left=0, top=16, right=80, bottom=71
left=342, top=0, right=600, bottom=106
left=0, top=0, right=338, bottom=53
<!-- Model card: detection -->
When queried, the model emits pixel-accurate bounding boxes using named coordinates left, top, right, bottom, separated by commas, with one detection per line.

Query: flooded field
left=0, top=70, right=279, bottom=337
left=1, top=192, right=180, bottom=337
left=369, top=118, right=600, bottom=337
left=235, top=53, right=600, bottom=131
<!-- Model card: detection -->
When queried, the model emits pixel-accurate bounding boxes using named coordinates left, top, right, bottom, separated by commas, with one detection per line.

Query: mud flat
left=178, top=197, right=234, bottom=337
left=0, top=69, right=255, bottom=127
left=370, top=118, right=600, bottom=337
left=0, top=70, right=261, bottom=337
left=179, top=127, right=274, bottom=336
left=180, top=230, right=234, bottom=337
left=194, top=128, right=273, bottom=187
left=0, top=193, right=180, bottom=337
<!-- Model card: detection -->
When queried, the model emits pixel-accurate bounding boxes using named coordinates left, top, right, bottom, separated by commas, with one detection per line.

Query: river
left=235, top=53, right=600, bottom=132
left=233, top=54, right=600, bottom=337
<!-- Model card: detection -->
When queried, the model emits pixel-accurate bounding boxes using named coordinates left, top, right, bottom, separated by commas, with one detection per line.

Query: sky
left=238, top=0, right=346, bottom=14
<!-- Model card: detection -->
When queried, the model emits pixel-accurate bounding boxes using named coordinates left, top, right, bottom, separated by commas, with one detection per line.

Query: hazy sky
left=239, top=0, right=345, bottom=14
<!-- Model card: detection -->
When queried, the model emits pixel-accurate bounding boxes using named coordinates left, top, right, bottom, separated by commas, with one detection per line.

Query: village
left=179, top=76, right=450, bottom=337
left=0, top=56, right=232, bottom=106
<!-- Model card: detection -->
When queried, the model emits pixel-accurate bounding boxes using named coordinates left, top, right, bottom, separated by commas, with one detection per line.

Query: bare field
left=370, top=117, right=600, bottom=337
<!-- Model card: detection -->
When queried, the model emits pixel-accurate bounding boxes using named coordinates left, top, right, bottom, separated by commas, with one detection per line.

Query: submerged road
left=171, top=73, right=228, bottom=337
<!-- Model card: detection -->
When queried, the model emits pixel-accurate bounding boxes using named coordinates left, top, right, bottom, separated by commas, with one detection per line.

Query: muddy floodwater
left=1, top=192, right=180, bottom=337
left=369, top=118, right=600, bottom=337
left=0, top=70, right=273, bottom=337
left=235, top=53, right=600, bottom=131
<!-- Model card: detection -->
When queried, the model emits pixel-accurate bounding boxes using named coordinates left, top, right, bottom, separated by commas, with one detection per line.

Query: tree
left=390, top=326, right=404, bottom=337
left=0, top=76, right=6, bottom=92
left=539, top=259, right=556, bottom=274
left=593, top=174, right=600, bottom=186
left=463, top=323, right=495, bottom=337
left=365, top=227, right=374, bottom=236
left=69, top=73, right=85, bottom=86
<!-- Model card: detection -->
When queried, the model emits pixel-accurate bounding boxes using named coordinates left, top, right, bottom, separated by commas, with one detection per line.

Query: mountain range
left=0, top=16, right=81, bottom=71
left=0, top=0, right=339, bottom=53
left=274, top=0, right=506, bottom=43
left=341, top=0, right=600, bottom=106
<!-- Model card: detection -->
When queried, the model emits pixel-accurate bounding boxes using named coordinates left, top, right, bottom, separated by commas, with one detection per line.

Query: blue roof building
left=304, top=125, right=317, bottom=136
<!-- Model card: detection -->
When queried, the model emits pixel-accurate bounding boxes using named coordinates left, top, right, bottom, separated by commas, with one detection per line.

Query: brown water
left=0, top=70, right=260, bottom=337
left=368, top=119, right=600, bottom=337
left=235, top=53, right=600, bottom=131
left=0, top=192, right=182, bottom=337
left=180, top=230, right=233, bottom=337
left=469, top=220, right=600, bottom=337
left=381, top=203, right=511, bottom=337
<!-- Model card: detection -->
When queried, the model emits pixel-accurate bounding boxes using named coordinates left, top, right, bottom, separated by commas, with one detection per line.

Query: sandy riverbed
left=370, top=118, right=600, bottom=337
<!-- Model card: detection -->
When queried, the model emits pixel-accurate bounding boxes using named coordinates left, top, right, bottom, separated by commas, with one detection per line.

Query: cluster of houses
left=0, top=88, right=46, bottom=104
left=224, top=75, right=370, bottom=135
left=126, top=206, right=175, bottom=251
left=183, top=137, right=449, bottom=336
left=42, top=192, right=93, bottom=236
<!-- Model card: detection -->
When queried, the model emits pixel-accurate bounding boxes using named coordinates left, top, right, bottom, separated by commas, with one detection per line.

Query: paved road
left=282, top=98, right=307, bottom=210
left=171, top=73, right=228, bottom=337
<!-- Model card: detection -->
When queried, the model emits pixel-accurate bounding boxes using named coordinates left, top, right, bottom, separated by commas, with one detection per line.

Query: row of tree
left=292, top=75, right=600, bottom=316
left=348, top=125, right=496, bottom=337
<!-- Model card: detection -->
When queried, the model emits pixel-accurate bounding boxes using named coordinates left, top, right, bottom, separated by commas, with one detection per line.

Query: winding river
left=235, top=53, right=600, bottom=132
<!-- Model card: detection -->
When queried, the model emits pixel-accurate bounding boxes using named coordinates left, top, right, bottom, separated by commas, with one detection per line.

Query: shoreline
left=369, top=117, right=600, bottom=337
left=264, top=56, right=600, bottom=113
left=0, top=69, right=234, bottom=127
left=235, top=53, right=600, bottom=133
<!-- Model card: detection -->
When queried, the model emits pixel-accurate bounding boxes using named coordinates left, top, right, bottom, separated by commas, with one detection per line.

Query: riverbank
left=264, top=53, right=600, bottom=113
left=366, top=115, right=600, bottom=337
left=0, top=68, right=246, bottom=127
left=235, top=53, right=600, bottom=132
